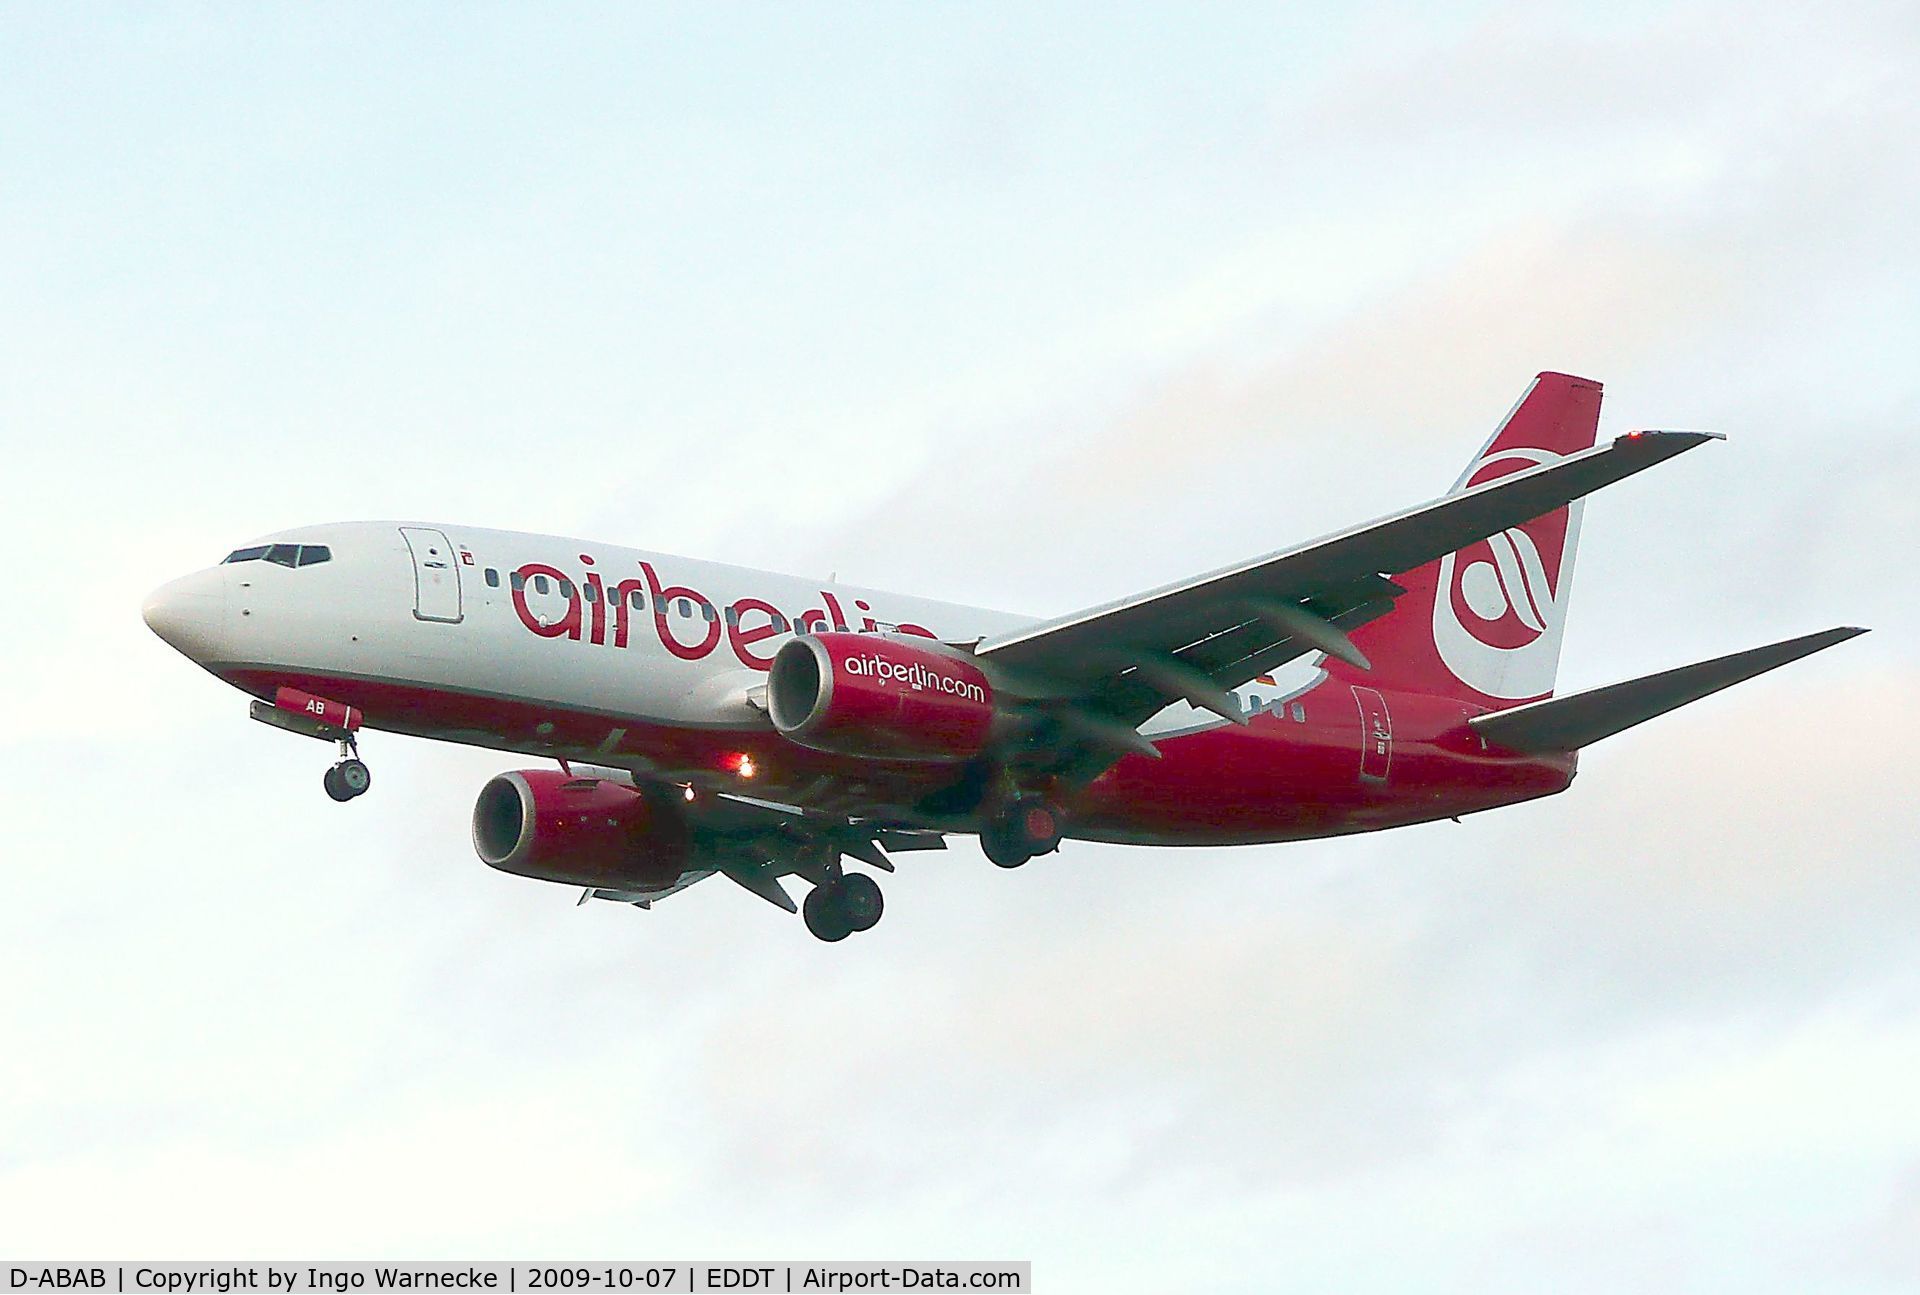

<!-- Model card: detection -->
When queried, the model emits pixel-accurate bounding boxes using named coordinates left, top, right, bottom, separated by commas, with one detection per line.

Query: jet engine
left=768, top=632, right=1001, bottom=761
left=472, top=769, right=691, bottom=890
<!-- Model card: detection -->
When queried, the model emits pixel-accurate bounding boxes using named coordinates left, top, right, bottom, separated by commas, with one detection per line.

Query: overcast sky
left=3, top=3, right=1917, bottom=1290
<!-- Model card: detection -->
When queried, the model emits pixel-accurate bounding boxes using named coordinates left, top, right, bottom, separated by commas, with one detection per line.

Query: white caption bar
left=2, top=1266, right=1030, bottom=1295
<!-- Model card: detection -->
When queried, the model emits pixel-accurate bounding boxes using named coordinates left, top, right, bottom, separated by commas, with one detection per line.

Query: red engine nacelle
left=472, top=770, right=691, bottom=890
left=767, top=632, right=999, bottom=761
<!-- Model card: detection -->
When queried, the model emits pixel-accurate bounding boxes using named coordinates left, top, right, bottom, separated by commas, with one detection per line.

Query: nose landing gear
left=323, top=737, right=372, bottom=802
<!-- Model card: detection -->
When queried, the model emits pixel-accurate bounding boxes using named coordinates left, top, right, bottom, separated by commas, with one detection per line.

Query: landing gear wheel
left=325, top=758, right=370, bottom=802
left=980, top=824, right=1031, bottom=869
left=1012, top=799, right=1063, bottom=855
left=837, top=872, right=884, bottom=932
left=803, top=884, right=854, bottom=943
left=337, top=758, right=371, bottom=797
left=803, top=873, right=886, bottom=941
left=981, top=796, right=1063, bottom=867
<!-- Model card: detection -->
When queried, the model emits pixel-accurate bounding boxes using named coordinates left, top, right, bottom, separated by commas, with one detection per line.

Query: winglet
left=1470, top=626, right=1868, bottom=754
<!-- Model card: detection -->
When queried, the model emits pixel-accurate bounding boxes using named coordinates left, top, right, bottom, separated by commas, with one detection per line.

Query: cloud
left=775, top=0, right=1920, bottom=635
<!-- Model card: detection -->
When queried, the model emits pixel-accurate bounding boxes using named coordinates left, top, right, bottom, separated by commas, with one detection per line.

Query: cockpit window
left=223, top=543, right=333, bottom=567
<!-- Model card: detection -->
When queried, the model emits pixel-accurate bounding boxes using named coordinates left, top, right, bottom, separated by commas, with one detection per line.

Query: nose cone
left=143, top=570, right=227, bottom=661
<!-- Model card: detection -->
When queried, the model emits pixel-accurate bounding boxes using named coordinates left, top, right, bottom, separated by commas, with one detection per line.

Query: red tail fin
left=1324, top=372, right=1604, bottom=710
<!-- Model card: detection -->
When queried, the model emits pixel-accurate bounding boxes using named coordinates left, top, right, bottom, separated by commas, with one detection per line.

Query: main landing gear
left=323, top=737, right=372, bottom=803
left=979, top=796, right=1064, bottom=869
left=803, top=871, right=885, bottom=942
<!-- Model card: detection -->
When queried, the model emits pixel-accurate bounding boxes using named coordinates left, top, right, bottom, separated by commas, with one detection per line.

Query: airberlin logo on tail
left=1432, top=448, right=1580, bottom=700
left=1459, top=527, right=1556, bottom=643
left=845, top=652, right=988, bottom=703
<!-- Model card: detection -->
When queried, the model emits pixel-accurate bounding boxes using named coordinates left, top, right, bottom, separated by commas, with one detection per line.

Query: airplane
left=142, top=372, right=1865, bottom=942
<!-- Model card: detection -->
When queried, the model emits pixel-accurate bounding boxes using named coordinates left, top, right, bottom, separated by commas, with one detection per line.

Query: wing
left=975, top=430, right=1719, bottom=765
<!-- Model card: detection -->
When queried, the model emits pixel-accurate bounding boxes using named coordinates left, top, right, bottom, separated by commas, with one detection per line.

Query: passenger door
left=1351, top=685, right=1392, bottom=783
left=400, top=527, right=463, bottom=623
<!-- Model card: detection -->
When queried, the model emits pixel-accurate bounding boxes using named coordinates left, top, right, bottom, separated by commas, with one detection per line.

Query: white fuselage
left=148, top=521, right=1321, bottom=755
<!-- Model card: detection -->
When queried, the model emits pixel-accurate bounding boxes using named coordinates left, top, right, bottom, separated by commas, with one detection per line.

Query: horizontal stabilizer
left=1469, top=626, right=1868, bottom=754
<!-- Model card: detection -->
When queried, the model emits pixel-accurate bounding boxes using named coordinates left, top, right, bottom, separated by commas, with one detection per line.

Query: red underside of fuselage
left=214, top=664, right=1575, bottom=845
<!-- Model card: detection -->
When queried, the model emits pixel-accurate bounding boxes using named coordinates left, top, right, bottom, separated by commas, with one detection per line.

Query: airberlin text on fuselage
left=510, top=557, right=937, bottom=671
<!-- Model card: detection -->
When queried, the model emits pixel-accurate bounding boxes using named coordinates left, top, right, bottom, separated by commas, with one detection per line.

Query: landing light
left=683, top=785, right=696, bottom=802
left=735, top=754, right=758, bottom=779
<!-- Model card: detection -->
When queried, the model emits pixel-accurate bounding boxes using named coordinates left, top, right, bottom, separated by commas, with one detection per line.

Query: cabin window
left=702, top=603, right=716, bottom=622
left=533, top=575, right=549, bottom=595
left=485, top=568, right=500, bottom=588
left=724, top=607, right=739, bottom=628
left=629, top=589, right=645, bottom=610
left=676, top=599, right=691, bottom=617
left=584, top=583, right=599, bottom=603
left=1291, top=702, right=1306, bottom=723
left=558, top=579, right=574, bottom=598
left=511, top=571, right=526, bottom=592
